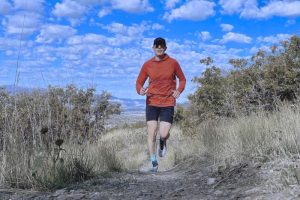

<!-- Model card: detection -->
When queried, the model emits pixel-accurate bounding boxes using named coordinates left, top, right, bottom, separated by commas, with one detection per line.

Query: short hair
left=153, top=37, right=166, bottom=47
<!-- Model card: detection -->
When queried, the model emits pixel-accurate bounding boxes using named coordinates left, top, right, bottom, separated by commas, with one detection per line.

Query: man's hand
left=139, top=87, right=148, bottom=95
left=172, top=90, right=180, bottom=99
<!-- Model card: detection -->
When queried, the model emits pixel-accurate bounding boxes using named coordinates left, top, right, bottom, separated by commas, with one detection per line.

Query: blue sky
left=0, top=0, right=299, bottom=102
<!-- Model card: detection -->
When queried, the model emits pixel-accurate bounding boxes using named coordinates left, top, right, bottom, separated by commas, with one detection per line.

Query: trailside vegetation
left=188, top=35, right=300, bottom=121
left=0, top=85, right=121, bottom=189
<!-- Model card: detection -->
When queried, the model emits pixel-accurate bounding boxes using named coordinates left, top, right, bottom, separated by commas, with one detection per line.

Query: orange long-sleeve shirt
left=136, top=54, right=186, bottom=107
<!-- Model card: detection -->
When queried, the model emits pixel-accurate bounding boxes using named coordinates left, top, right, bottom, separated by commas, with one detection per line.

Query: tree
left=189, top=36, right=300, bottom=121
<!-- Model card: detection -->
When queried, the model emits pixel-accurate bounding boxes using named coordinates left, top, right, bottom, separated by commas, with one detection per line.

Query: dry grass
left=0, top=86, right=199, bottom=190
left=1, top=86, right=300, bottom=193
left=192, top=102, right=300, bottom=193
left=198, top=103, right=300, bottom=165
left=0, top=87, right=120, bottom=190
left=90, top=124, right=204, bottom=172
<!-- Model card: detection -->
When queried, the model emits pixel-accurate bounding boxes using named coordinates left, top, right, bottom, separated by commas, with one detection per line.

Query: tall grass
left=0, top=86, right=120, bottom=190
left=190, top=102, right=300, bottom=192
left=2, top=85, right=300, bottom=192
left=196, top=102, right=300, bottom=165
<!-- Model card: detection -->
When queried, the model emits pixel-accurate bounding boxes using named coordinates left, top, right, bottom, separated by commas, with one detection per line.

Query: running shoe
left=149, top=160, right=158, bottom=172
left=158, top=138, right=167, bottom=157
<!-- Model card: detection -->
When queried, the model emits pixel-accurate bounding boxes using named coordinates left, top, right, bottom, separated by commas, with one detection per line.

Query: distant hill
left=1, top=85, right=190, bottom=114
left=111, top=96, right=145, bottom=113
left=1, top=85, right=44, bottom=94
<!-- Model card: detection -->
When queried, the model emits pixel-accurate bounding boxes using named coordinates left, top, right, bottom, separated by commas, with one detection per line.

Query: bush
left=189, top=36, right=300, bottom=120
left=0, top=85, right=121, bottom=190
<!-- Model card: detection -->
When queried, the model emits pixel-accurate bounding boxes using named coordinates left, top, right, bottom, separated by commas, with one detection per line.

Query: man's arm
left=136, top=63, right=148, bottom=95
left=175, top=61, right=186, bottom=93
left=172, top=61, right=186, bottom=99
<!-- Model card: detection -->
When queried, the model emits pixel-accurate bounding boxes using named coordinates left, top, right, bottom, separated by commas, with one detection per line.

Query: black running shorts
left=146, top=105, right=174, bottom=124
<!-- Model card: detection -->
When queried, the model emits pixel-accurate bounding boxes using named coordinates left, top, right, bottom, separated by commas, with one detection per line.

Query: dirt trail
left=1, top=156, right=298, bottom=200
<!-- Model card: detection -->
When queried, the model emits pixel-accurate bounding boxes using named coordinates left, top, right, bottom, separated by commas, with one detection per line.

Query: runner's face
left=153, top=45, right=166, bottom=56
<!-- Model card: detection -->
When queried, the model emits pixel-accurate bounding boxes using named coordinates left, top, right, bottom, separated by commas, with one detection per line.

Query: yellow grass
left=1, top=98, right=300, bottom=192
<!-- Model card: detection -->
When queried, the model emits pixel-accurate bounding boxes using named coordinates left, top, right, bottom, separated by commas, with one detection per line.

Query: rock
left=51, top=189, right=66, bottom=197
left=207, top=178, right=216, bottom=185
left=214, top=190, right=223, bottom=196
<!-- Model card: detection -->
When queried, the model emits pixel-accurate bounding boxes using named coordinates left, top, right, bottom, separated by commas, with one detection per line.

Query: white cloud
left=0, top=0, right=12, bottom=15
left=165, top=0, right=181, bottom=9
left=110, top=0, right=154, bottom=13
left=102, top=22, right=164, bottom=43
left=199, top=31, right=211, bottom=41
left=77, top=0, right=107, bottom=6
left=67, top=32, right=135, bottom=47
left=104, top=22, right=147, bottom=37
left=36, top=24, right=77, bottom=44
left=52, top=0, right=87, bottom=25
left=52, top=0, right=109, bottom=20
left=108, top=35, right=137, bottom=46
left=151, top=23, right=164, bottom=30
left=67, top=34, right=107, bottom=45
left=220, top=0, right=300, bottom=19
left=52, top=0, right=153, bottom=24
left=257, top=34, right=291, bottom=44
left=239, top=0, right=261, bottom=18
left=164, top=0, right=215, bottom=22
left=13, top=0, right=44, bottom=12
left=0, top=37, right=32, bottom=52
left=98, top=7, right=112, bottom=17
left=4, top=12, right=42, bottom=35
left=286, top=19, right=296, bottom=26
left=248, top=0, right=300, bottom=18
left=249, top=45, right=271, bottom=54
left=220, top=32, right=252, bottom=44
left=197, top=43, right=245, bottom=71
left=220, top=23, right=234, bottom=32
left=104, top=23, right=128, bottom=34
left=219, top=0, right=244, bottom=14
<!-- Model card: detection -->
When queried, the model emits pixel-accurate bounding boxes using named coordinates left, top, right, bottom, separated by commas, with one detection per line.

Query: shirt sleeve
left=174, top=61, right=186, bottom=93
left=136, top=63, right=148, bottom=94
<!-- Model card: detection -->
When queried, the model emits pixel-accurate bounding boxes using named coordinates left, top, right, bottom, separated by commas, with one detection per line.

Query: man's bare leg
left=158, top=121, right=172, bottom=157
left=159, top=121, right=171, bottom=140
left=147, top=120, right=159, bottom=171
left=147, top=120, right=158, bottom=155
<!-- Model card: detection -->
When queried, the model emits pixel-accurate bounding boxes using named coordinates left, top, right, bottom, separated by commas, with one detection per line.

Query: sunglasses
left=153, top=45, right=166, bottom=49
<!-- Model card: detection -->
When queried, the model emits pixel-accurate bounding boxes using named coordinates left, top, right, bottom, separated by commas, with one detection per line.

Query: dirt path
left=0, top=156, right=296, bottom=200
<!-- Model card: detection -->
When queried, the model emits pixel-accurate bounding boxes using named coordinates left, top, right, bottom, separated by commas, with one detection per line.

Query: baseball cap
left=153, top=37, right=166, bottom=47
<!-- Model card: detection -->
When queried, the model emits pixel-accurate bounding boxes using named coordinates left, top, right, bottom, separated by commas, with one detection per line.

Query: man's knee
left=147, top=121, right=158, bottom=130
left=159, top=121, right=171, bottom=137
left=160, top=132, right=170, bottom=140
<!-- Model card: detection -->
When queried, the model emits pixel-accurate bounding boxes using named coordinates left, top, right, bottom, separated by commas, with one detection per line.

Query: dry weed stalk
left=0, top=86, right=120, bottom=189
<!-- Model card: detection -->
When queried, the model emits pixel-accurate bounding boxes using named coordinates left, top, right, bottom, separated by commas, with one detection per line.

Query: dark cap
left=153, top=37, right=166, bottom=47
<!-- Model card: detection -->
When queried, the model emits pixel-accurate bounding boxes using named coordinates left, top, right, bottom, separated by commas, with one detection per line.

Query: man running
left=136, top=37, right=186, bottom=172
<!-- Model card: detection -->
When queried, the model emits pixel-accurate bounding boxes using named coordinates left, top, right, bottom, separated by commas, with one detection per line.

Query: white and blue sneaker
left=149, top=160, right=158, bottom=172
left=158, top=138, right=167, bottom=157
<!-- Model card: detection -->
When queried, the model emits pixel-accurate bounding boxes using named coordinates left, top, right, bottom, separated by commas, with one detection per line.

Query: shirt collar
left=151, top=54, right=169, bottom=62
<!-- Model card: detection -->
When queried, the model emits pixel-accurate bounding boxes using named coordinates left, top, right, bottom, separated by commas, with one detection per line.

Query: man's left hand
left=172, top=90, right=180, bottom=99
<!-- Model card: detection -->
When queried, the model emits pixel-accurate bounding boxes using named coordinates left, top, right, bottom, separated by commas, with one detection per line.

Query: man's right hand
left=139, top=87, right=148, bottom=95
